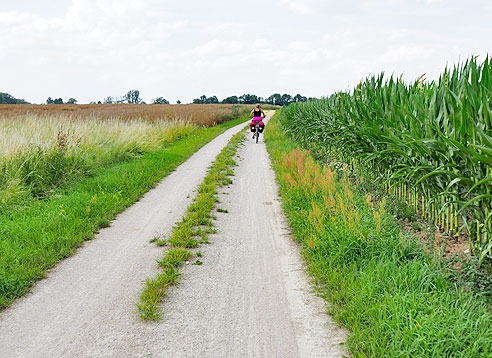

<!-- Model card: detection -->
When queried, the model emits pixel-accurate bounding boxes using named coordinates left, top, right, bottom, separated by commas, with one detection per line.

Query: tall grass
left=0, top=103, right=250, bottom=126
left=0, top=116, right=192, bottom=158
left=280, top=57, right=492, bottom=263
left=0, top=115, right=193, bottom=206
left=0, top=104, right=250, bottom=208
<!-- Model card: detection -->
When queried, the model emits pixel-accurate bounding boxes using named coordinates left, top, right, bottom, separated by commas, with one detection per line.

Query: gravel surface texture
left=0, top=113, right=347, bottom=357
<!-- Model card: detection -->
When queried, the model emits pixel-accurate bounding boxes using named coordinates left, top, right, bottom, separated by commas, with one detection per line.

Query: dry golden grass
left=0, top=103, right=250, bottom=206
left=0, top=115, right=195, bottom=159
left=0, top=103, right=250, bottom=126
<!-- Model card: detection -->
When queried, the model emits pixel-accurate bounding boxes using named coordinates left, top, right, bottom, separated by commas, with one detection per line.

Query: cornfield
left=280, top=57, right=492, bottom=263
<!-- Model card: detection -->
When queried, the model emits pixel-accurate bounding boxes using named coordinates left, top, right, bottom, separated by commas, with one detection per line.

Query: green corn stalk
left=280, top=56, right=492, bottom=264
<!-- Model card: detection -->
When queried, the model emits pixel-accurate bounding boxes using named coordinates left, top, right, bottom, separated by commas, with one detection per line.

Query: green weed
left=265, top=114, right=492, bottom=357
left=138, top=127, right=246, bottom=320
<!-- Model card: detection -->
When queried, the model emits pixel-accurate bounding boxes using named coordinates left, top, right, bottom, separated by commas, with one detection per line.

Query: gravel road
left=0, top=113, right=346, bottom=357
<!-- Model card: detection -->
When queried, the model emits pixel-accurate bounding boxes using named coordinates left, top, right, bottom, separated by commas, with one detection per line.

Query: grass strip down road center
left=264, top=113, right=492, bottom=357
left=138, top=128, right=246, bottom=320
left=0, top=116, right=248, bottom=311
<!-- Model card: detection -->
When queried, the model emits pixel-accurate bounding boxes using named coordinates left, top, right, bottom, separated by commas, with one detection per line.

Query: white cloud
left=0, top=11, right=39, bottom=27
left=280, top=0, right=320, bottom=14
left=377, top=45, right=433, bottom=65
left=194, top=39, right=243, bottom=56
left=253, top=39, right=269, bottom=48
left=0, top=0, right=490, bottom=103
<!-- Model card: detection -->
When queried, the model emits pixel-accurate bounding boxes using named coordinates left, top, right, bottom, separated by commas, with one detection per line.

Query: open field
left=280, top=57, right=492, bottom=264
left=0, top=103, right=250, bottom=125
left=0, top=104, right=249, bottom=310
left=265, top=113, right=492, bottom=357
left=0, top=104, right=250, bottom=207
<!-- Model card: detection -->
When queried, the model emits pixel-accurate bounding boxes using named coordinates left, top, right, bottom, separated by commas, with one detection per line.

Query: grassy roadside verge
left=0, top=116, right=248, bottom=311
left=265, top=113, right=492, bottom=357
left=138, top=128, right=246, bottom=320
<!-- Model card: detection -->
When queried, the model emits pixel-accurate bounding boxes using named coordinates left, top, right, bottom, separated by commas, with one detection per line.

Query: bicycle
left=250, top=119, right=265, bottom=143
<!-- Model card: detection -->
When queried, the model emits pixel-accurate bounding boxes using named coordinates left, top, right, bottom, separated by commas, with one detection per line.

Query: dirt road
left=0, top=113, right=346, bottom=357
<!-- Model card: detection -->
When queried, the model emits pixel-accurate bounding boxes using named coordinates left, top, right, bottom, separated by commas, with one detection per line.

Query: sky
left=1, top=0, right=491, bottom=104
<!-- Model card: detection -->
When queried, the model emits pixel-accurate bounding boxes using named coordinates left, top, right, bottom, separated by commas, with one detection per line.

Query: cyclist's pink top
left=252, top=116, right=262, bottom=121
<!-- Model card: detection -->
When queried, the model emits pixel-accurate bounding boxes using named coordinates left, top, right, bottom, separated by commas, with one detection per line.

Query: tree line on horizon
left=1, top=90, right=315, bottom=106
left=193, top=93, right=312, bottom=106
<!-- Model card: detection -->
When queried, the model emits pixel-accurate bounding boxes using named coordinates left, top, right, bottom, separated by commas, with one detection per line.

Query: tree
left=152, top=97, right=169, bottom=104
left=280, top=93, right=293, bottom=106
left=222, top=95, right=239, bottom=104
left=67, top=98, right=78, bottom=104
left=238, top=94, right=258, bottom=104
left=266, top=93, right=281, bottom=105
left=193, top=95, right=208, bottom=104
left=53, top=98, right=64, bottom=104
left=176, top=100, right=181, bottom=104
left=104, top=96, right=114, bottom=104
left=0, top=92, right=29, bottom=104
left=206, top=95, right=219, bottom=104
left=125, top=89, right=142, bottom=104
left=0, top=93, right=14, bottom=104
left=46, top=97, right=54, bottom=104
left=293, top=94, right=307, bottom=103
left=263, top=93, right=301, bottom=105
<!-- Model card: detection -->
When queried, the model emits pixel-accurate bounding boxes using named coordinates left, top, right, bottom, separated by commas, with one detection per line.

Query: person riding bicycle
left=250, top=104, right=265, bottom=139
